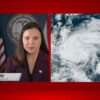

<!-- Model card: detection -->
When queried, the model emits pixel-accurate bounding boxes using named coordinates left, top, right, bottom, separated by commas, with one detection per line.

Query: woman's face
left=22, top=28, right=42, bottom=55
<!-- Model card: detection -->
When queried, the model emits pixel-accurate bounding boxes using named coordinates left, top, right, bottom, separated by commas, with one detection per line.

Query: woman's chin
left=27, top=50, right=35, bottom=54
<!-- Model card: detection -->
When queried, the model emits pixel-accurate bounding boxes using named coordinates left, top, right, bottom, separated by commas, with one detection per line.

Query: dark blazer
left=4, top=50, right=49, bottom=82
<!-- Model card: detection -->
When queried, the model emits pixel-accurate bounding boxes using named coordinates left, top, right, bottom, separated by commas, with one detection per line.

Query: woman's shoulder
left=39, top=50, right=48, bottom=60
left=4, top=57, right=16, bottom=72
left=6, top=57, right=13, bottom=65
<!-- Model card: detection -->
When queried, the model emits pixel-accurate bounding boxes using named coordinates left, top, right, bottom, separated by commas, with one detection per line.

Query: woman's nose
left=29, top=38, right=34, bottom=44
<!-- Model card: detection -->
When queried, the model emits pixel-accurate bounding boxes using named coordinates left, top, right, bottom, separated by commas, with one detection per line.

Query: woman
left=4, top=22, right=49, bottom=82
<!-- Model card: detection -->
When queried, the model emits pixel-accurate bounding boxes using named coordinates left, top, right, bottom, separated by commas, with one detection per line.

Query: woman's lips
left=28, top=47, right=34, bottom=50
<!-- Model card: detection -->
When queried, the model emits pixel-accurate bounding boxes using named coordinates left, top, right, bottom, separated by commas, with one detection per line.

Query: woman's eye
left=34, top=37, right=38, bottom=40
left=25, top=37, right=29, bottom=40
